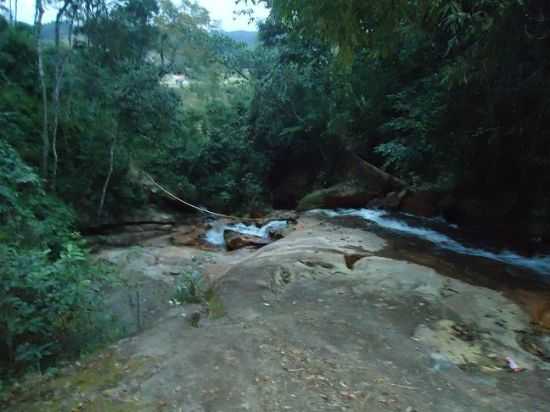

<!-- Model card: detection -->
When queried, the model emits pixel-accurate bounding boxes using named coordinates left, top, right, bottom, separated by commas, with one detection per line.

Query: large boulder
left=270, top=150, right=408, bottom=209
left=297, top=182, right=380, bottom=211
left=368, top=189, right=409, bottom=210
left=400, top=190, right=441, bottom=217
left=224, top=230, right=271, bottom=251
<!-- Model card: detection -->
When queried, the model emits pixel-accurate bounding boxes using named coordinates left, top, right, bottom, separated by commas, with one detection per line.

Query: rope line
left=143, top=172, right=261, bottom=222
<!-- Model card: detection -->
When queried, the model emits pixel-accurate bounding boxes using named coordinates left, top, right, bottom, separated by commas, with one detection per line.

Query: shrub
left=0, top=241, right=113, bottom=374
left=0, top=140, right=116, bottom=378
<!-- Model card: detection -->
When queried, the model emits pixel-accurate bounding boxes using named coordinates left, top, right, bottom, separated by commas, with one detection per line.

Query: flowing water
left=311, top=208, right=550, bottom=276
left=205, top=220, right=289, bottom=247
left=201, top=208, right=549, bottom=279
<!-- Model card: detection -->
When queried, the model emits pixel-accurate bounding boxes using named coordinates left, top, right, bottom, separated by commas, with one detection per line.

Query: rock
left=224, top=230, right=271, bottom=251
left=261, top=210, right=299, bottom=224
left=126, top=207, right=179, bottom=224
left=171, top=225, right=207, bottom=247
left=297, top=182, right=380, bottom=211
left=121, top=223, right=174, bottom=233
left=88, top=230, right=171, bottom=247
left=368, top=190, right=409, bottom=210
left=249, top=210, right=267, bottom=219
left=400, top=190, right=440, bottom=217
left=270, top=150, right=406, bottom=209
left=267, top=225, right=294, bottom=240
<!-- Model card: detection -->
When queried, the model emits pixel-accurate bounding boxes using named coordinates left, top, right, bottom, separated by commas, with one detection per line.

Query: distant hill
left=40, top=22, right=259, bottom=48
left=41, top=21, right=70, bottom=42
left=224, top=31, right=258, bottom=47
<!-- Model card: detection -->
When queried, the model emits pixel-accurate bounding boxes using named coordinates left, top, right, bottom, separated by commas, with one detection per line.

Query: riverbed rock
left=400, top=190, right=440, bottom=217
left=170, top=225, right=207, bottom=247
left=88, top=229, right=173, bottom=247
left=297, top=182, right=380, bottom=211
left=224, top=230, right=271, bottom=251
left=368, top=189, right=409, bottom=210
left=260, top=210, right=299, bottom=224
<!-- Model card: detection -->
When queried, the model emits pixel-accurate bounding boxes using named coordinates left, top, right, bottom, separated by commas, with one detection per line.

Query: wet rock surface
left=297, top=182, right=380, bottom=211
left=5, top=215, right=550, bottom=411
left=224, top=230, right=272, bottom=251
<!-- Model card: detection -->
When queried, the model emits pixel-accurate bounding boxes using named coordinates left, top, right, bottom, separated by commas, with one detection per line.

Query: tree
left=34, top=0, right=49, bottom=178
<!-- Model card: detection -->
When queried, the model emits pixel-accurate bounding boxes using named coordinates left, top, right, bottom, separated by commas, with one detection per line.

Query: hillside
left=224, top=30, right=258, bottom=47
left=42, top=23, right=258, bottom=48
left=41, top=21, right=69, bottom=42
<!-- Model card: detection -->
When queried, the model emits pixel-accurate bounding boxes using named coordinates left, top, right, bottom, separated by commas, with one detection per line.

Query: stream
left=203, top=208, right=550, bottom=277
left=311, top=209, right=550, bottom=276
left=205, top=219, right=289, bottom=246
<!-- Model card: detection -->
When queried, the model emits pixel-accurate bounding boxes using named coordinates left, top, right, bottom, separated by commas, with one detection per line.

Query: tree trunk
left=160, top=34, right=165, bottom=70
left=51, top=1, right=72, bottom=190
left=98, top=133, right=117, bottom=220
left=51, top=64, right=64, bottom=190
left=35, top=0, right=49, bottom=179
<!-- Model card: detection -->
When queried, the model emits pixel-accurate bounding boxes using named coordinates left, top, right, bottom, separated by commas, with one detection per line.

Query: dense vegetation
left=0, top=0, right=260, bottom=380
left=251, top=0, right=550, bottom=232
left=1, top=0, right=549, bottom=383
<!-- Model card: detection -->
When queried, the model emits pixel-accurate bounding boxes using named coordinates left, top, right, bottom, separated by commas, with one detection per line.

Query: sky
left=12, top=0, right=269, bottom=31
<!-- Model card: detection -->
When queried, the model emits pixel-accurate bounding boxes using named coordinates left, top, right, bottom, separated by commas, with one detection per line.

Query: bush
left=171, top=271, right=206, bottom=305
left=0, top=242, right=112, bottom=374
left=0, top=140, right=116, bottom=378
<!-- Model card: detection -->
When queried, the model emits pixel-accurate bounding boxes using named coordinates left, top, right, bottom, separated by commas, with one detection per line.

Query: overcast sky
left=13, top=0, right=269, bottom=31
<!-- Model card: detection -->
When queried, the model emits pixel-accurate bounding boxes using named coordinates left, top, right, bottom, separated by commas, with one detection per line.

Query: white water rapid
left=205, top=220, right=289, bottom=247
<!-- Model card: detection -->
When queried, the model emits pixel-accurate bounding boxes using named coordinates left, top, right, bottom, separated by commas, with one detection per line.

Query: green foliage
left=0, top=140, right=113, bottom=377
left=0, top=0, right=269, bottom=385
left=0, top=140, right=71, bottom=248
left=146, top=62, right=268, bottom=213
left=171, top=271, right=206, bottom=305
left=0, top=242, right=112, bottom=372
left=2, top=0, right=550, bottom=389
left=249, top=23, right=336, bottom=155
left=253, top=0, right=550, bottom=222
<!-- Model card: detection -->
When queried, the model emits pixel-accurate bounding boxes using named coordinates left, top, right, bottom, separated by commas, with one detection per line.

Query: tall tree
left=34, top=0, right=49, bottom=178
left=50, top=0, right=74, bottom=189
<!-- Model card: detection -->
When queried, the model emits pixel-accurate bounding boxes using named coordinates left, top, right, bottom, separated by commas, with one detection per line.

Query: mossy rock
left=297, top=182, right=380, bottom=211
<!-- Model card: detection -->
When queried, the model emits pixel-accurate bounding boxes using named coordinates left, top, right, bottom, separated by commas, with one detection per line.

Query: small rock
left=189, top=312, right=201, bottom=327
